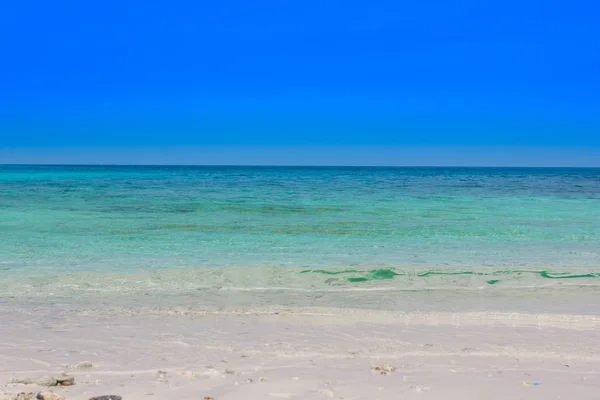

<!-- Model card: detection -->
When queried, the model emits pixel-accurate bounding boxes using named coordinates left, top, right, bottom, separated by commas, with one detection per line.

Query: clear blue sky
left=1, top=0, right=599, bottom=165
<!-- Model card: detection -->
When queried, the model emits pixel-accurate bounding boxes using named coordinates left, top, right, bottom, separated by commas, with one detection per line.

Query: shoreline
left=2, top=263, right=599, bottom=398
left=1, top=265, right=599, bottom=314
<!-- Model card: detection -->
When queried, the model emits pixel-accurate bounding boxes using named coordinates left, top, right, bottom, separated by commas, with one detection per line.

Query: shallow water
left=0, top=165, right=599, bottom=306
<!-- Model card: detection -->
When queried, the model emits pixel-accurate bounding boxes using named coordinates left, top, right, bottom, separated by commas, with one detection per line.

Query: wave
left=1, top=266, right=599, bottom=300
left=299, top=268, right=600, bottom=284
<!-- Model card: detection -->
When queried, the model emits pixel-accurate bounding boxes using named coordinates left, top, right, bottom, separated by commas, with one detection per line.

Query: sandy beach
left=1, top=303, right=599, bottom=400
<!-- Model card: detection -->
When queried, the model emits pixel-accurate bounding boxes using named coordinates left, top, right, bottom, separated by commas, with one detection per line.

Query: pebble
left=370, top=364, right=397, bottom=375
left=36, top=377, right=58, bottom=387
left=37, top=393, right=65, bottom=400
left=412, top=385, right=431, bottom=393
left=56, top=376, right=74, bottom=387
left=156, top=371, right=167, bottom=382
left=202, top=368, right=220, bottom=378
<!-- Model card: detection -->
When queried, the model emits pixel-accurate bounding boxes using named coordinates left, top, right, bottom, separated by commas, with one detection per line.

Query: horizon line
left=2, top=163, right=599, bottom=169
left=1, top=146, right=598, bottom=167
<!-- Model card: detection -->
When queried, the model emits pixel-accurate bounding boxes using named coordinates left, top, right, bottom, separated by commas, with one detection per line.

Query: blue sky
left=1, top=0, right=599, bottom=165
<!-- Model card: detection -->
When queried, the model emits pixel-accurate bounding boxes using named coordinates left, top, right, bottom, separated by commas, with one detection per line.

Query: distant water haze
left=1, top=145, right=599, bottom=167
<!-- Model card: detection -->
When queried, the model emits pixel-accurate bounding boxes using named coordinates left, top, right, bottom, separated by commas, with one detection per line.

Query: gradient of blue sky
left=1, top=0, right=599, bottom=165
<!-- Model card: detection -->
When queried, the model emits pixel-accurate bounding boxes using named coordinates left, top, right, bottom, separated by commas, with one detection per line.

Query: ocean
left=1, top=165, right=599, bottom=311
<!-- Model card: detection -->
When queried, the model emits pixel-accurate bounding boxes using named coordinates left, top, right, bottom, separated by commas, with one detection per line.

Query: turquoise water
left=0, top=166, right=599, bottom=300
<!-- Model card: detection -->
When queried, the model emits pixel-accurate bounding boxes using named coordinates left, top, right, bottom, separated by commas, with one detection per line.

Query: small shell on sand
left=201, top=368, right=221, bottom=378
left=370, top=364, right=397, bottom=375
left=156, top=371, right=167, bottom=382
left=74, top=361, right=94, bottom=369
left=412, top=385, right=431, bottom=393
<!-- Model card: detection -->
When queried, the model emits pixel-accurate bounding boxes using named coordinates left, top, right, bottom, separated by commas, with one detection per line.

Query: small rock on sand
left=0, top=394, right=21, bottom=400
left=55, top=376, right=74, bottom=387
left=156, top=371, right=167, bottom=382
left=74, top=361, right=94, bottom=369
left=9, top=375, right=74, bottom=388
left=0, top=392, right=64, bottom=400
left=37, top=377, right=59, bottom=387
left=202, top=368, right=220, bottom=378
left=37, top=393, right=65, bottom=400
left=370, top=364, right=397, bottom=375
left=178, top=371, right=196, bottom=378
left=412, top=385, right=431, bottom=393
left=9, top=377, right=55, bottom=387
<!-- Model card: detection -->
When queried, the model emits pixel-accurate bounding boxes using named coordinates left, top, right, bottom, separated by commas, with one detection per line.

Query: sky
left=1, top=0, right=599, bottom=166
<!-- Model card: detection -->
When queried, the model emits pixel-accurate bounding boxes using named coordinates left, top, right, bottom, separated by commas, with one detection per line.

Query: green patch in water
left=417, top=271, right=480, bottom=277
left=347, top=277, right=369, bottom=282
left=539, top=271, right=598, bottom=279
left=300, top=268, right=600, bottom=284
left=347, top=269, right=400, bottom=282
left=299, top=268, right=359, bottom=275
left=300, top=268, right=401, bottom=282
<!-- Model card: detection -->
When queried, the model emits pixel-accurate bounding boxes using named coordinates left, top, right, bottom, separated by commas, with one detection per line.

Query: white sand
left=1, top=305, right=599, bottom=400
